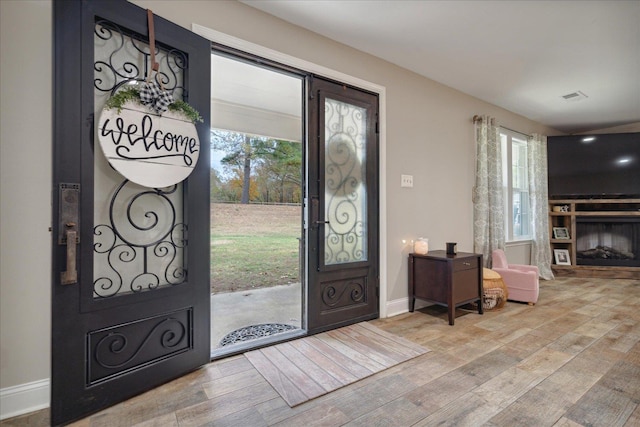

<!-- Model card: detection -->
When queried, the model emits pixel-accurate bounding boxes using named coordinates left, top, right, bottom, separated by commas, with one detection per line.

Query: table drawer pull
left=454, top=258, right=478, bottom=271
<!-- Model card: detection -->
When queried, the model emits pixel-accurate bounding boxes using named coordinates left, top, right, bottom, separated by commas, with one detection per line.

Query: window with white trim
left=501, top=130, right=531, bottom=241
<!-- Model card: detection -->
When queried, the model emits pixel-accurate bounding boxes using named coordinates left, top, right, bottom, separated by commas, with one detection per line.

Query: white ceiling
left=241, top=0, right=640, bottom=134
left=211, top=54, right=302, bottom=141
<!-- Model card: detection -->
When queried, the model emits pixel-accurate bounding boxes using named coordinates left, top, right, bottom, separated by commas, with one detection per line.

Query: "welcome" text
left=101, top=113, right=198, bottom=167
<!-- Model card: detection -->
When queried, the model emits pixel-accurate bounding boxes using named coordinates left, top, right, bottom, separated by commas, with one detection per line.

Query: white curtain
left=473, top=116, right=504, bottom=266
left=527, top=134, right=554, bottom=280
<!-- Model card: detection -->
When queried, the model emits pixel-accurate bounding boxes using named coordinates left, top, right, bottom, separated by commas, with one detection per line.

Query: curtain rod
left=472, top=115, right=530, bottom=137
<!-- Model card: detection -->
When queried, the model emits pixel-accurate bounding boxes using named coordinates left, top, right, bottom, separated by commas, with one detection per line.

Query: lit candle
left=414, top=238, right=429, bottom=254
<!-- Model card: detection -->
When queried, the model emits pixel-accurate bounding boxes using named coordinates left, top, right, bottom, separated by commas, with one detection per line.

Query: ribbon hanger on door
left=140, top=9, right=174, bottom=114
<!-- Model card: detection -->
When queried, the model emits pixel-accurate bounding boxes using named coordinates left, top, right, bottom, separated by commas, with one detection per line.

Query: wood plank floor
left=2, top=277, right=639, bottom=426
left=245, top=322, right=429, bottom=406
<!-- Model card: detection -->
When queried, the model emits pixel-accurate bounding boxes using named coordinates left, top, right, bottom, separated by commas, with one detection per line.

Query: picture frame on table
left=553, top=227, right=570, bottom=239
left=554, top=249, right=571, bottom=265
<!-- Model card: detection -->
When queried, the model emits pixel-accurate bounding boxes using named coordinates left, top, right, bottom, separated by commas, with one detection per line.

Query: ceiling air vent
left=562, top=91, right=588, bottom=102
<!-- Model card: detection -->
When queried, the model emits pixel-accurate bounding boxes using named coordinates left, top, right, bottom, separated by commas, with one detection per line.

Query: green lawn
left=210, top=203, right=301, bottom=294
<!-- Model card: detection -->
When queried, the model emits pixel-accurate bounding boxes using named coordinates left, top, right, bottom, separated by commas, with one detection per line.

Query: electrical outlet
left=401, top=174, right=413, bottom=188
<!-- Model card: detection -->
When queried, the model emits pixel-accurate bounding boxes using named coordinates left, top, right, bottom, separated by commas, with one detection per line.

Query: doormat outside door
left=244, top=322, right=429, bottom=407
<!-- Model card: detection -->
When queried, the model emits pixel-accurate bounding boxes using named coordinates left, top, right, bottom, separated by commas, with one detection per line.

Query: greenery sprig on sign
left=105, top=85, right=203, bottom=124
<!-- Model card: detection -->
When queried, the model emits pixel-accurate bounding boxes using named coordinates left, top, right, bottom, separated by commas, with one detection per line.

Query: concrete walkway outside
left=210, top=282, right=302, bottom=351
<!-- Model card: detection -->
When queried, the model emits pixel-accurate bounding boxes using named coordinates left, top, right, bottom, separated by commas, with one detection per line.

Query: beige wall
left=0, top=0, right=53, bottom=390
left=1, top=0, right=560, bottom=403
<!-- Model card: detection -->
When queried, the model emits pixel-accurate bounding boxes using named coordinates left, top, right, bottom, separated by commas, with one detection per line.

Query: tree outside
left=210, top=129, right=302, bottom=294
left=210, top=130, right=302, bottom=205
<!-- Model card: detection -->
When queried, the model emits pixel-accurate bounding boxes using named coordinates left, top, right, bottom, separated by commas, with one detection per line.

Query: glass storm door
left=307, top=77, right=380, bottom=334
left=51, top=1, right=210, bottom=424
left=209, top=53, right=305, bottom=355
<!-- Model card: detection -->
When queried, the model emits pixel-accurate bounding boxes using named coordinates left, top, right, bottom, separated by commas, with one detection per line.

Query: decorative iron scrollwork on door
left=94, top=19, right=186, bottom=96
left=324, top=98, right=368, bottom=265
left=93, top=19, right=189, bottom=298
left=93, top=180, right=186, bottom=298
left=321, top=279, right=365, bottom=309
left=88, top=308, right=192, bottom=384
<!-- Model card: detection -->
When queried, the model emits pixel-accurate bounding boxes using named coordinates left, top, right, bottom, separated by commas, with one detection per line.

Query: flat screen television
left=547, top=132, right=640, bottom=199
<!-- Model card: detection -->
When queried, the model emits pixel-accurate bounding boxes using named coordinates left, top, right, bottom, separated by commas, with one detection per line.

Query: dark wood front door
left=51, top=1, right=210, bottom=424
left=307, top=77, right=380, bottom=334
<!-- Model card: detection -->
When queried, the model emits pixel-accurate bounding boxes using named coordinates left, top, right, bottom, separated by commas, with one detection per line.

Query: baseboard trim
left=385, top=297, right=430, bottom=318
left=0, top=379, right=50, bottom=420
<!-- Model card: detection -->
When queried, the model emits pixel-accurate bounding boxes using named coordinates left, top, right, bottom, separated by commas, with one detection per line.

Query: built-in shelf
left=549, top=198, right=640, bottom=279
left=575, top=211, right=640, bottom=217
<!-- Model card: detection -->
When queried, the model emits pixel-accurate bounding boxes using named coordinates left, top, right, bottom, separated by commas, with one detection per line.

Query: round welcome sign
left=98, top=101, right=200, bottom=188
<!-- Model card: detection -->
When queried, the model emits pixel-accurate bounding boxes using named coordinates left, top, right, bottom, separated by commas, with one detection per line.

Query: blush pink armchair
left=491, top=249, right=539, bottom=305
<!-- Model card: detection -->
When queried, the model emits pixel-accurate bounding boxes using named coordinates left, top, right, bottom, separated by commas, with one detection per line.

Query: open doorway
left=209, top=53, right=305, bottom=357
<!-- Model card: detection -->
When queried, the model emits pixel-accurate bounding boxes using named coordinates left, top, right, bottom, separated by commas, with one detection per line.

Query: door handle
left=61, top=222, right=78, bottom=285
left=310, top=196, right=330, bottom=227
left=58, top=183, right=80, bottom=285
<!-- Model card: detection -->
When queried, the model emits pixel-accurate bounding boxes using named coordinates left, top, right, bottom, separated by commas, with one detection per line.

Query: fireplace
left=576, top=217, right=640, bottom=267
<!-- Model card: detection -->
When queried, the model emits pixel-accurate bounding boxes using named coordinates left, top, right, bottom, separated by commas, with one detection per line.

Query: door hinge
left=308, top=75, right=314, bottom=99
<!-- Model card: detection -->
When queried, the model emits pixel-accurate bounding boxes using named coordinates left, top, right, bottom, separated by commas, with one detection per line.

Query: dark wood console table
left=408, top=250, right=483, bottom=325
